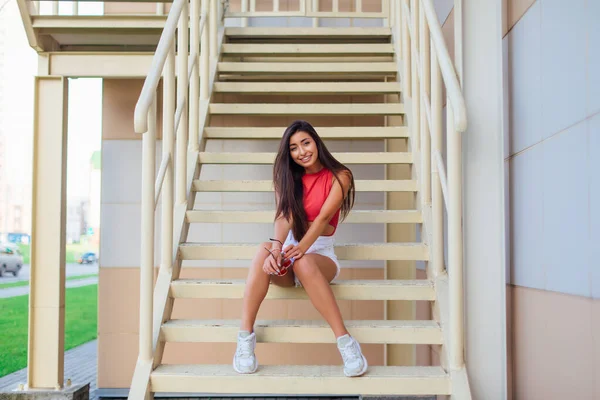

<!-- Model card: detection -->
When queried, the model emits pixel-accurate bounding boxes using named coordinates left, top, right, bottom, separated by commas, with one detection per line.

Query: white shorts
left=282, top=230, right=341, bottom=287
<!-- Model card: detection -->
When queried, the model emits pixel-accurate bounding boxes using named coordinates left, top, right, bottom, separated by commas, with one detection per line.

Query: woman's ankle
left=334, top=328, right=350, bottom=339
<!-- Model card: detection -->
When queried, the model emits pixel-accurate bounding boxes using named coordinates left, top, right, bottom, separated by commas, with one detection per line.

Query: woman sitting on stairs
left=233, top=120, right=368, bottom=377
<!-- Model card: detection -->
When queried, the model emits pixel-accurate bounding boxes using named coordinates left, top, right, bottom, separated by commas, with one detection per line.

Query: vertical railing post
left=396, top=0, right=402, bottom=46
left=410, top=0, right=420, bottom=152
left=201, top=0, right=210, bottom=101
left=430, top=48, right=444, bottom=277
left=383, top=0, right=390, bottom=27
left=140, top=95, right=157, bottom=362
left=241, top=0, right=248, bottom=27
left=402, top=0, right=411, bottom=97
left=419, top=2, right=431, bottom=205
left=312, top=0, right=319, bottom=28
left=52, top=1, right=58, bottom=15
left=176, top=0, right=189, bottom=204
left=210, top=0, right=218, bottom=60
left=163, top=44, right=176, bottom=274
left=447, top=104, right=464, bottom=369
left=72, top=2, right=79, bottom=15
left=157, top=3, right=166, bottom=15
left=190, top=0, right=201, bottom=151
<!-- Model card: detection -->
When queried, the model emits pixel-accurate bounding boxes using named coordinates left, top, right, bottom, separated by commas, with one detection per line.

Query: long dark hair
left=273, top=120, right=355, bottom=240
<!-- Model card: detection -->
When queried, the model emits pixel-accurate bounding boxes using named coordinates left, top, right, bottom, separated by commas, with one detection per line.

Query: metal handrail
left=132, top=0, right=216, bottom=391
left=421, top=0, right=467, bottom=132
left=133, top=0, right=186, bottom=134
left=155, top=154, right=171, bottom=206
left=395, top=0, right=467, bottom=372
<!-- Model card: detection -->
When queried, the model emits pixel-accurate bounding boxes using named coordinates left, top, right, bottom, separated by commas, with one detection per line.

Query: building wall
left=432, top=0, right=599, bottom=398
left=505, top=0, right=600, bottom=399
left=98, top=76, right=426, bottom=388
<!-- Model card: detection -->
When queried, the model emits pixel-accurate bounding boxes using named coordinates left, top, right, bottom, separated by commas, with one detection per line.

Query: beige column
left=462, top=0, right=508, bottom=397
left=27, top=76, right=68, bottom=390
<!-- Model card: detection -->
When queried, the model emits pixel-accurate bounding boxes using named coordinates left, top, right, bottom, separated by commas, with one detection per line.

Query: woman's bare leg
left=240, top=242, right=295, bottom=332
left=294, top=254, right=368, bottom=377
left=293, top=254, right=349, bottom=338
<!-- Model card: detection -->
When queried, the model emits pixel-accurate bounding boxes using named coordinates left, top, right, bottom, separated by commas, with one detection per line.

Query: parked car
left=0, top=243, right=23, bottom=277
left=78, top=252, right=97, bottom=264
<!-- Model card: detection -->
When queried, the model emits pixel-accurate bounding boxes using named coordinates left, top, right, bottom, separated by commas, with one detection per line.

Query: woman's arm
left=284, top=171, right=352, bottom=260
left=272, top=215, right=291, bottom=251
left=263, top=191, right=293, bottom=274
left=271, top=190, right=291, bottom=251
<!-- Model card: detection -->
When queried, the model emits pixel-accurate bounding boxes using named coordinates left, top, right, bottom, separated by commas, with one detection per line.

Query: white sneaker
left=233, top=331, right=258, bottom=374
left=336, top=334, right=368, bottom=377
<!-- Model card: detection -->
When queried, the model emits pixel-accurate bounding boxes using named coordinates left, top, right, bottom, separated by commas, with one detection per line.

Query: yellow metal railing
left=394, top=0, right=467, bottom=370
left=129, top=2, right=222, bottom=397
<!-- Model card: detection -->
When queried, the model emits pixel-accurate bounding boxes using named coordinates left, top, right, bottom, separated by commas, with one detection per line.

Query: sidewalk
left=0, top=277, right=98, bottom=299
left=0, top=340, right=98, bottom=399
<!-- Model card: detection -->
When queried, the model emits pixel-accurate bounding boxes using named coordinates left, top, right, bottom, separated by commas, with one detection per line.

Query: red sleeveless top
left=302, top=168, right=340, bottom=235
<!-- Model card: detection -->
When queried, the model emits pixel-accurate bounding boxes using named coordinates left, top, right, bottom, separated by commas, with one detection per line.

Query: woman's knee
left=257, top=241, right=272, bottom=254
left=293, top=257, right=319, bottom=279
left=250, top=242, right=272, bottom=272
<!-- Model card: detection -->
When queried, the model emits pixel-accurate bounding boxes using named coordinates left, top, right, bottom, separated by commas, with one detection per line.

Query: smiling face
left=289, top=130, right=322, bottom=172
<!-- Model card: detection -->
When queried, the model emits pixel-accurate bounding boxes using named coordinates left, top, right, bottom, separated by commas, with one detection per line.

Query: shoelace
left=236, top=337, right=254, bottom=358
left=340, top=341, right=361, bottom=364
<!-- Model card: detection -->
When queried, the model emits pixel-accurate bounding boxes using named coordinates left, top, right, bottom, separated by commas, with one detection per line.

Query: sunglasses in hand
left=264, top=238, right=295, bottom=276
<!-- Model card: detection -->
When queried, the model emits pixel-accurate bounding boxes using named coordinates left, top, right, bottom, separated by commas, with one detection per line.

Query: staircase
left=129, top=1, right=471, bottom=399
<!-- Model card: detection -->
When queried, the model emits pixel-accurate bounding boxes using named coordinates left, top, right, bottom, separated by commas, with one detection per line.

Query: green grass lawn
left=0, top=284, right=97, bottom=377
left=16, top=243, right=98, bottom=265
left=0, top=274, right=98, bottom=290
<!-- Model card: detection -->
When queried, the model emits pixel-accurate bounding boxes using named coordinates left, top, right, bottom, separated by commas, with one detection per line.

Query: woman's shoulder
left=327, top=168, right=352, bottom=191
left=333, top=167, right=352, bottom=180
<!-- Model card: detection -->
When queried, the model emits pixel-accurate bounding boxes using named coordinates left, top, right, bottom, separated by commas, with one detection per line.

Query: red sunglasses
left=265, top=238, right=294, bottom=276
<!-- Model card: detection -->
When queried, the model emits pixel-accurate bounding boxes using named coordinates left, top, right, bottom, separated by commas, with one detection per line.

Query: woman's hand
left=283, top=244, right=306, bottom=260
left=263, top=248, right=283, bottom=275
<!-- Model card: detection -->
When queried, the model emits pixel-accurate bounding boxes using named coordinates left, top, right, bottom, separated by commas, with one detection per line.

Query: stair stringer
left=127, top=27, right=226, bottom=400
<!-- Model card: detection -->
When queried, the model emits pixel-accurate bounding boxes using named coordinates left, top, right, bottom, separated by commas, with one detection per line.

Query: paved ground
left=0, top=263, right=98, bottom=284
left=0, top=340, right=97, bottom=399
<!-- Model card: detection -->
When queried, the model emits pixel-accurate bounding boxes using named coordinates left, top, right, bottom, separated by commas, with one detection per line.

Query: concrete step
left=161, top=319, right=443, bottom=345
left=150, top=365, right=451, bottom=396
left=185, top=210, right=422, bottom=224
left=197, top=152, right=412, bottom=165
left=179, top=243, right=429, bottom=261
left=203, top=126, right=409, bottom=139
left=170, top=279, right=435, bottom=301
left=192, top=180, right=418, bottom=192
